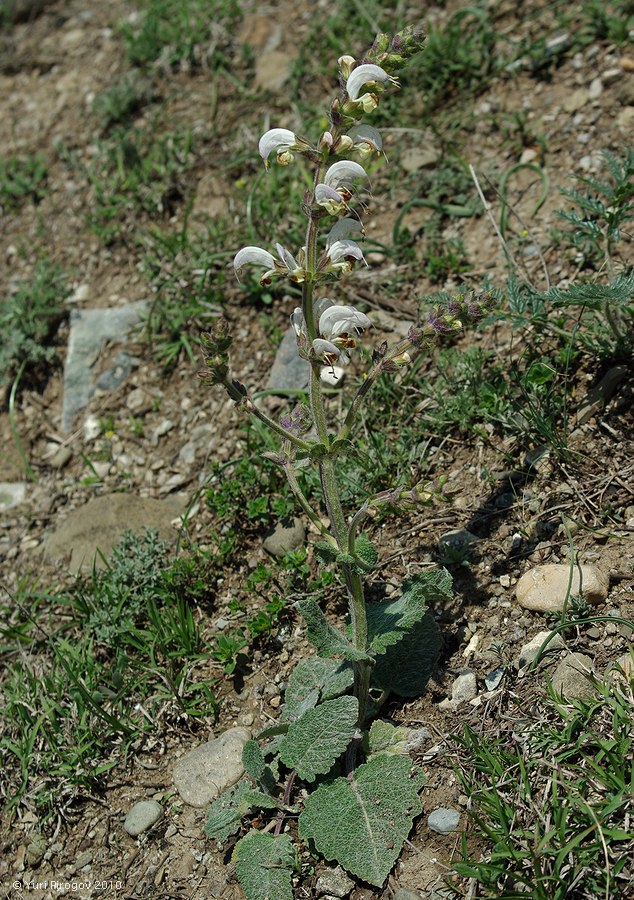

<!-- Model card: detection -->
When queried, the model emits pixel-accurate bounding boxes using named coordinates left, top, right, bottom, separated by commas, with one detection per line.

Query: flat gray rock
left=42, top=493, right=187, bottom=573
left=173, top=727, right=250, bottom=808
left=266, top=326, right=309, bottom=393
left=62, top=301, right=149, bottom=431
left=0, top=482, right=27, bottom=512
left=124, top=799, right=163, bottom=836
left=427, top=807, right=460, bottom=834
left=517, top=630, right=566, bottom=671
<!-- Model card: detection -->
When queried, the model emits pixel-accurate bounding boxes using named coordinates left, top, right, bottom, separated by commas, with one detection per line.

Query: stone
left=438, top=529, right=479, bottom=554
left=516, top=564, right=609, bottom=612
left=42, top=493, right=188, bottom=573
left=616, top=107, right=634, bottom=130
left=123, top=799, right=163, bottom=836
left=263, top=517, right=305, bottom=556
left=427, top=807, right=460, bottom=834
left=266, top=326, right=309, bottom=392
left=62, top=301, right=149, bottom=432
left=484, top=667, right=505, bottom=691
left=320, top=365, right=345, bottom=387
left=0, top=482, right=27, bottom=512
left=25, top=833, right=47, bottom=867
left=550, top=652, right=596, bottom=699
left=576, top=365, right=628, bottom=425
left=315, top=865, right=354, bottom=897
left=49, top=445, right=72, bottom=469
left=392, top=891, right=423, bottom=900
left=517, top=630, right=566, bottom=671
left=255, top=50, right=292, bottom=91
left=94, top=350, right=138, bottom=392
left=400, top=145, right=441, bottom=171
left=451, top=670, right=478, bottom=703
left=563, top=87, right=589, bottom=113
left=173, top=727, right=250, bottom=807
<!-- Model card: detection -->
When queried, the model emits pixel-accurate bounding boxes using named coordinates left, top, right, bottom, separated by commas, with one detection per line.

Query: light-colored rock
left=0, top=482, right=27, bottom=512
left=451, top=670, right=478, bottom=703
left=563, top=87, right=589, bottom=113
left=616, top=106, right=634, bottom=130
left=550, top=652, right=596, bottom=699
left=516, top=564, right=608, bottom=612
left=173, top=727, right=250, bottom=807
left=255, top=50, right=292, bottom=91
left=315, top=865, right=354, bottom=897
left=427, top=807, right=460, bottom=834
left=123, top=799, right=163, bottom=836
left=263, top=517, right=305, bottom=556
left=320, top=365, right=345, bottom=387
left=400, top=145, right=442, bottom=171
left=517, top=630, right=566, bottom=671
left=42, top=493, right=188, bottom=573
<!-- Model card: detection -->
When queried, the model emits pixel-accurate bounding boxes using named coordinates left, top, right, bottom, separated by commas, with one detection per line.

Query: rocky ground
left=1, top=0, right=633, bottom=898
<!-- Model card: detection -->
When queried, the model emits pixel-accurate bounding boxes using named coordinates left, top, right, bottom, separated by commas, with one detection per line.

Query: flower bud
left=338, top=54, right=356, bottom=80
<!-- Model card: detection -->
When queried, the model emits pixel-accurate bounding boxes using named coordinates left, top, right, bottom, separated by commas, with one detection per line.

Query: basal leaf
left=242, top=740, right=266, bottom=781
left=204, top=780, right=252, bottom=843
left=279, top=696, right=358, bottom=782
left=367, top=719, right=410, bottom=756
left=298, top=754, right=423, bottom=887
left=296, top=598, right=370, bottom=661
left=372, top=612, right=442, bottom=698
left=282, top=657, right=354, bottom=722
left=233, top=830, right=295, bottom=900
left=366, top=570, right=450, bottom=655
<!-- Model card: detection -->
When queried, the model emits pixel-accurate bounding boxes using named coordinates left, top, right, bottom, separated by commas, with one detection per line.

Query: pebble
left=550, top=652, right=596, bottom=699
left=517, top=630, right=566, bottom=671
left=123, top=799, right=163, bottom=836
left=263, top=517, right=305, bottom=556
left=49, top=445, right=73, bottom=469
left=321, top=365, right=345, bottom=387
left=515, top=564, right=609, bottom=612
left=315, top=865, right=354, bottom=897
left=438, top=529, right=479, bottom=554
left=484, top=667, right=505, bottom=691
left=25, top=834, right=47, bottom=867
left=266, top=326, right=309, bottom=392
left=400, top=144, right=442, bottom=171
left=0, top=482, right=27, bottom=512
left=172, top=727, right=250, bottom=807
left=451, top=670, right=478, bottom=703
left=392, top=891, right=424, bottom=900
left=563, top=87, right=589, bottom=113
left=427, top=808, right=460, bottom=834
left=588, top=77, right=602, bottom=100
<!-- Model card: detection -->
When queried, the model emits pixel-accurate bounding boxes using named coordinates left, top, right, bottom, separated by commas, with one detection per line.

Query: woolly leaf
left=298, top=754, right=423, bottom=887
left=367, top=570, right=451, bottom=656
left=314, top=541, right=338, bottom=566
left=241, top=789, right=278, bottom=811
left=242, top=740, right=266, bottom=781
left=296, top=598, right=370, bottom=661
left=372, top=612, right=442, bottom=698
left=282, top=657, right=354, bottom=722
left=367, top=719, right=410, bottom=756
left=354, top=533, right=378, bottom=569
left=233, top=830, right=295, bottom=900
left=279, top=696, right=358, bottom=782
left=204, top=780, right=252, bottom=843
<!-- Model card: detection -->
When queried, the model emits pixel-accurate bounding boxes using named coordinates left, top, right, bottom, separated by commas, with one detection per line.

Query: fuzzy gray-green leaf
left=296, top=598, right=370, bottom=661
left=298, top=754, right=423, bottom=887
left=204, top=780, right=252, bottom=843
left=366, top=570, right=450, bottom=655
left=372, top=612, right=442, bottom=698
left=242, top=739, right=266, bottom=781
left=233, top=830, right=295, bottom=900
left=279, top=696, right=358, bottom=782
left=282, top=657, right=354, bottom=722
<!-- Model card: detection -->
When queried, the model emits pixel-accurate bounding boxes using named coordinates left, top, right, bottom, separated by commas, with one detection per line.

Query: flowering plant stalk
left=202, top=28, right=494, bottom=895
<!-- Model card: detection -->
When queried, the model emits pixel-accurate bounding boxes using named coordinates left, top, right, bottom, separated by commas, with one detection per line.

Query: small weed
left=451, top=669, right=634, bottom=898
left=92, top=70, right=155, bottom=129
left=0, top=152, right=47, bottom=209
left=142, top=220, right=229, bottom=366
left=84, top=124, right=193, bottom=243
left=118, top=0, right=240, bottom=69
left=0, top=258, right=70, bottom=390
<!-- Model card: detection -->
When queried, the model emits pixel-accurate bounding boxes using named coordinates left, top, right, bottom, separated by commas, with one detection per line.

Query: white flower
left=258, top=128, right=302, bottom=167
left=345, top=64, right=398, bottom=101
left=233, top=243, right=305, bottom=285
left=318, top=304, right=372, bottom=341
left=325, top=239, right=367, bottom=272
left=311, top=338, right=342, bottom=365
left=315, top=160, right=369, bottom=215
left=347, top=125, right=383, bottom=158
left=290, top=307, right=306, bottom=336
